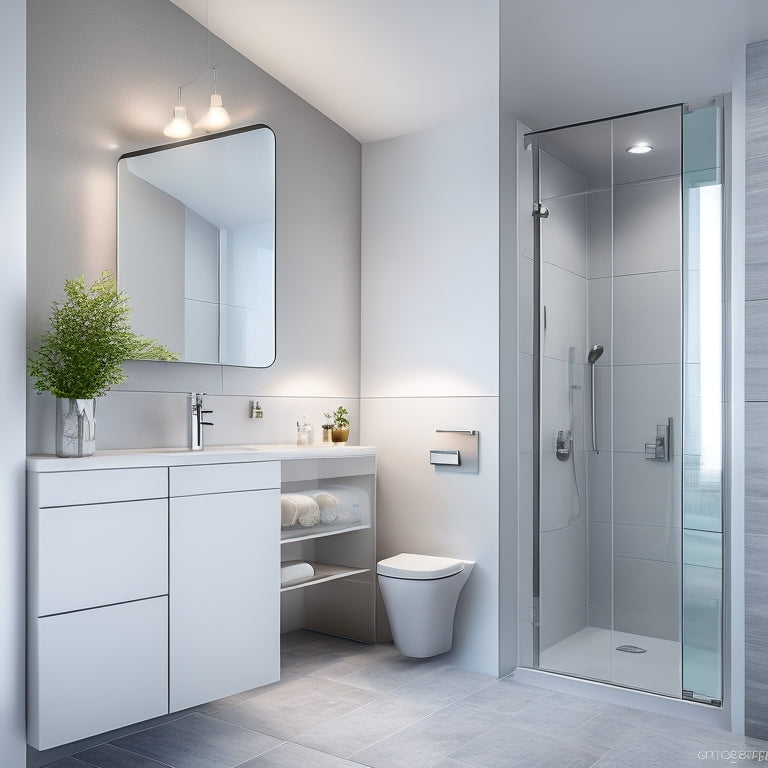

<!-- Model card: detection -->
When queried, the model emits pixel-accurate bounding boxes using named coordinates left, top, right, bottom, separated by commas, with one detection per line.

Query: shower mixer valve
left=555, top=429, right=571, bottom=461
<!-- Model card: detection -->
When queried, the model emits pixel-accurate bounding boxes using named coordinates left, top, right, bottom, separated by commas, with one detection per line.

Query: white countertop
left=27, top=444, right=376, bottom=472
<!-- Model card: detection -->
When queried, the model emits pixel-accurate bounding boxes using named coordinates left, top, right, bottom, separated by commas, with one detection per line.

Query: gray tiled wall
left=746, top=40, right=768, bottom=740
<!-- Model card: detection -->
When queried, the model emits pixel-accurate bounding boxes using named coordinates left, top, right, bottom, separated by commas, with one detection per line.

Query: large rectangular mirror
left=117, top=124, right=275, bottom=367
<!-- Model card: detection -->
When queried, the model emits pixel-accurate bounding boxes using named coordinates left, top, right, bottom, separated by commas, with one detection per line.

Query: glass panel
left=681, top=103, right=724, bottom=703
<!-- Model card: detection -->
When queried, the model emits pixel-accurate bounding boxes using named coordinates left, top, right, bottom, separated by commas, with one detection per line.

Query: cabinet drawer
left=34, top=467, right=167, bottom=508
left=169, top=460, right=280, bottom=497
left=32, top=498, right=168, bottom=616
left=28, top=597, right=168, bottom=750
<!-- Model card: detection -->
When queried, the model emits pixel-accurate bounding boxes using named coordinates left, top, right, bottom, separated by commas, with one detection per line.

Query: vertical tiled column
left=745, top=40, right=768, bottom=739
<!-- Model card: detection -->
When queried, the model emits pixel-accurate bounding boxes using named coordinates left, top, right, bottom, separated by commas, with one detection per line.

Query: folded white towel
left=280, top=493, right=320, bottom=528
left=281, top=560, right=315, bottom=586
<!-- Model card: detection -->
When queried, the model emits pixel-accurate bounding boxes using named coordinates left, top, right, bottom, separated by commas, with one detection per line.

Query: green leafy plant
left=27, top=270, right=178, bottom=399
left=331, top=405, right=350, bottom=429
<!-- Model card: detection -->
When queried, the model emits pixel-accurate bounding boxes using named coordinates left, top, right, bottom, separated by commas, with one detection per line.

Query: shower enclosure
left=520, top=101, right=725, bottom=704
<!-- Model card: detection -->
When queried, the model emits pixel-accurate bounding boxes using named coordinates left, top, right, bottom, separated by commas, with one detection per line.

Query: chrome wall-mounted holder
left=644, top=417, right=673, bottom=461
left=430, top=429, right=479, bottom=473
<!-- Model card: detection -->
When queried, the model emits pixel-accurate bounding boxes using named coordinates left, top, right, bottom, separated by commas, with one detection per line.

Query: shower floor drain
left=616, top=644, right=647, bottom=654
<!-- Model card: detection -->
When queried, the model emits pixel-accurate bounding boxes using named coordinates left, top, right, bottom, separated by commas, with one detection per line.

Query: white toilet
left=377, top=553, right=474, bottom=658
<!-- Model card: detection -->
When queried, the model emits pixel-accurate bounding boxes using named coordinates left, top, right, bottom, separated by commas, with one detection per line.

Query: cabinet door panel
left=34, top=498, right=168, bottom=616
left=170, top=489, right=279, bottom=711
left=28, top=597, right=168, bottom=750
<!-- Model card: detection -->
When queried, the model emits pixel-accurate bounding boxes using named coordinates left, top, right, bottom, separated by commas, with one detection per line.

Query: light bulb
left=626, top=143, right=653, bottom=154
left=163, top=105, right=192, bottom=139
left=196, top=93, right=231, bottom=132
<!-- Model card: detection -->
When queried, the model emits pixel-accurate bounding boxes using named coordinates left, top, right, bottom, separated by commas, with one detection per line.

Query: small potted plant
left=330, top=405, right=350, bottom=444
left=27, top=270, right=178, bottom=457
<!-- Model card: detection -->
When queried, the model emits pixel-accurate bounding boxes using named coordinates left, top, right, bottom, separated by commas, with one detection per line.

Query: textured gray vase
left=55, top=398, right=96, bottom=458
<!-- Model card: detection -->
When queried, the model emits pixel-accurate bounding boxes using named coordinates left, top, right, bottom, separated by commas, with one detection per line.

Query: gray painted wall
left=745, top=39, right=768, bottom=739
left=27, top=0, right=362, bottom=454
left=1, top=0, right=27, bottom=763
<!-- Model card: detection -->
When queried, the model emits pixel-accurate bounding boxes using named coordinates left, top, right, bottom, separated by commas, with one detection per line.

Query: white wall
left=361, top=113, right=500, bottom=674
left=26, top=0, right=361, bottom=454
left=0, top=0, right=27, bottom=762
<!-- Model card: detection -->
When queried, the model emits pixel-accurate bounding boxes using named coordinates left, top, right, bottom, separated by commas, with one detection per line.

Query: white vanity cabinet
left=169, top=462, right=281, bottom=711
left=26, top=446, right=375, bottom=751
left=27, top=468, right=169, bottom=751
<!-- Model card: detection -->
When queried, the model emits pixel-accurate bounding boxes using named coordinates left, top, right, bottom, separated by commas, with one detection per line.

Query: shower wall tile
left=611, top=364, right=682, bottom=455
left=746, top=532, right=768, bottom=739
left=540, top=357, right=583, bottom=447
left=541, top=262, right=587, bottom=364
left=613, top=271, right=682, bottom=366
left=586, top=189, right=612, bottom=280
left=613, top=453, right=682, bottom=528
left=613, top=178, right=681, bottom=277
left=540, top=605, right=588, bottom=652
left=587, top=277, right=612, bottom=366
left=745, top=157, right=768, bottom=300
left=588, top=521, right=611, bottom=629
left=586, top=450, right=612, bottom=523
left=746, top=402, right=768, bottom=534
left=539, top=450, right=587, bottom=533
left=613, top=556, right=680, bottom=641
left=540, top=151, right=585, bottom=200
left=518, top=254, right=533, bottom=355
left=540, top=193, right=587, bottom=277
left=747, top=40, right=768, bottom=83
left=539, top=523, right=587, bottom=629
left=746, top=49, right=768, bottom=161
left=593, top=365, right=613, bottom=453
left=746, top=299, right=768, bottom=400
left=613, top=523, right=681, bottom=564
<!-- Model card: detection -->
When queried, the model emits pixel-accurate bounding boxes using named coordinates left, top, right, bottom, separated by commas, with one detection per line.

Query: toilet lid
left=377, top=553, right=465, bottom=580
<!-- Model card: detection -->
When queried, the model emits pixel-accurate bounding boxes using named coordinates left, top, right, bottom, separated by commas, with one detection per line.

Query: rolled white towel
left=280, top=493, right=320, bottom=528
left=305, top=490, right=341, bottom=524
left=281, top=560, right=315, bottom=586
left=304, top=486, right=364, bottom=525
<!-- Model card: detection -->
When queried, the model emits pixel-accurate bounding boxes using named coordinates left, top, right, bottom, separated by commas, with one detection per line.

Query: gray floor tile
left=237, top=742, right=366, bottom=767
left=461, top=678, right=553, bottom=714
left=294, top=695, right=435, bottom=758
left=449, top=721, right=604, bottom=768
left=74, top=743, right=173, bottom=767
left=48, top=759, right=92, bottom=768
left=350, top=701, right=504, bottom=768
left=386, top=667, right=495, bottom=709
left=339, top=653, right=448, bottom=694
left=504, top=698, right=601, bottom=737
left=110, top=713, right=282, bottom=768
left=208, top=675, right=379, bottom=741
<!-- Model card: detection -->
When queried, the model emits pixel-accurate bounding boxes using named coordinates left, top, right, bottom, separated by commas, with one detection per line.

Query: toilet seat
left=376, top=553, right=464, bottom=580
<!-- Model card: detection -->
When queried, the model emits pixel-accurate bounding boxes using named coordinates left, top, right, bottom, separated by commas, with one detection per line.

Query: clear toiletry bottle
left=297, top=415, right=313, bottom=446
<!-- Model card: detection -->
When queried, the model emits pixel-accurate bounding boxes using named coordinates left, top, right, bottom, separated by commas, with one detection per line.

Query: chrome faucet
left=189, top=393, right=214, bottom=451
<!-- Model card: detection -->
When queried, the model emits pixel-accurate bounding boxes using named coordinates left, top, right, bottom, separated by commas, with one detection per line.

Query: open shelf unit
left=280, top=454, right=376, bottom=643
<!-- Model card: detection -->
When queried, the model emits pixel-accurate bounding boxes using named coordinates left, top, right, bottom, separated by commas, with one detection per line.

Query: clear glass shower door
left=530, top=106, right=690, bottom=697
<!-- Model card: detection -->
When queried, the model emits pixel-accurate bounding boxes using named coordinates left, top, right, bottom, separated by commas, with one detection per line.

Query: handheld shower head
left=587, top=344, right=604, bottom=365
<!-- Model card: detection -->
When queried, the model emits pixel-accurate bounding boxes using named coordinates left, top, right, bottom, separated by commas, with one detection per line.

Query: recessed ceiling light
left=627, top=143, right=653, bottom=154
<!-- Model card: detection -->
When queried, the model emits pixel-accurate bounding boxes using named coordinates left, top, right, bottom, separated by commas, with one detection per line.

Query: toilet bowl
left=377, top=553, right=474, bottom=658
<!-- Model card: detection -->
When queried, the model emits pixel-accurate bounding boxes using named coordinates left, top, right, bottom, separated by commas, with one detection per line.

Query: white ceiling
left=169, top=0, right=768, bottom=143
